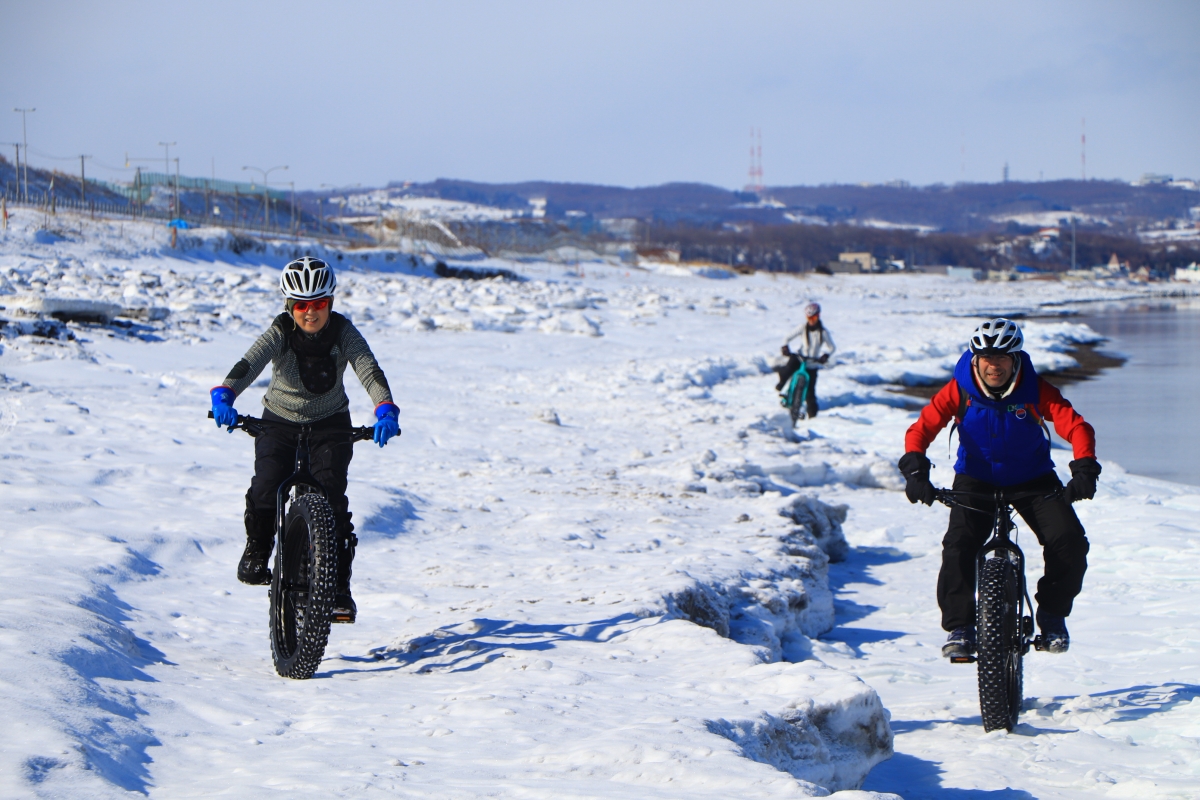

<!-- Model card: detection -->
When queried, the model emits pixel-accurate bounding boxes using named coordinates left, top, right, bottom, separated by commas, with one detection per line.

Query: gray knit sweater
left=221, top=312, right=393, bottom=423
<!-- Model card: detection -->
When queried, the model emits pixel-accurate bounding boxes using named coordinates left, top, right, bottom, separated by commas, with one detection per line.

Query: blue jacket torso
left=953, top=350, right=1054, bottom=486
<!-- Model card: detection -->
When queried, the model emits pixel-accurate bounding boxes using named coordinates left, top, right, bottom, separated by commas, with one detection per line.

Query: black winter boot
left=237, top=508, right=274, bottom=586
left=332, top=525, right=357, bottom=623
left=1036, top=608, right=1070, bottom=654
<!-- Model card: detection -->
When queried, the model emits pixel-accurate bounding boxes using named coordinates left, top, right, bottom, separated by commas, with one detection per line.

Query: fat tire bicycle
left=933, top=486, right=1076, bottom=732
left=213, top=412, right=378, bottom=679
left=780, top=362, right=811, bottom=426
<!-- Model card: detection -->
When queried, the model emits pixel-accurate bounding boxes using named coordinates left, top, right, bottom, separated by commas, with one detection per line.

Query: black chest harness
left=274, top=312, right=347, bottom=395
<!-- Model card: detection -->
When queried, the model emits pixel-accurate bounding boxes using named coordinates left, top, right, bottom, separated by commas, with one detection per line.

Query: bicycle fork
left=953, top=517, right=1036, bottom=664
left=272, top=427, right=327, bottom=599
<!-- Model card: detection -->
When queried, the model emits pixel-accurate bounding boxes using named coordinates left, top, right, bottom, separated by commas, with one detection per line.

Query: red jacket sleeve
left=905, top=380, right=960, bottom=454
left=1037, top=378, right=1096, bottom=460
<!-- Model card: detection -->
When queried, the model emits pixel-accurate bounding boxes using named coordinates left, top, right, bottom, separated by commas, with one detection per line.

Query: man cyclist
left=210, top=257, right=399, bottom=623
left=775, top=301, right=835, bottom=418
left=898, top=318, right=1101, bottom=658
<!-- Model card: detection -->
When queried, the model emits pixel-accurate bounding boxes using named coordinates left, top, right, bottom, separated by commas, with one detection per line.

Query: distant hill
left=352, top=177, right=1199, bottom=234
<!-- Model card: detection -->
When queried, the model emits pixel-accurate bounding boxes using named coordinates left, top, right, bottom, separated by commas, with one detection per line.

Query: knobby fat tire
left=270, top=493, right=338, bottom=679
left=789, top=373, right=807, bottom=426
left=976, top=555, right=1024, bottom=732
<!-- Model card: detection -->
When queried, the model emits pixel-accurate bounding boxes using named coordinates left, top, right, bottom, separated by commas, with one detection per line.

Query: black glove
left=780, top=345, right=791, bottom=356
left=1064, top=457, right=1101, bottom=503
left=898, top=451, right=936, bottom=506
left=818, top=353, right=830, bottom=364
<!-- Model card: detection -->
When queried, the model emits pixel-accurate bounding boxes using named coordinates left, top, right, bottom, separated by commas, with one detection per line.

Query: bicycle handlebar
left=934, top=486, right=1071, bottom=509
left=208, top=411, right=378, bottom=442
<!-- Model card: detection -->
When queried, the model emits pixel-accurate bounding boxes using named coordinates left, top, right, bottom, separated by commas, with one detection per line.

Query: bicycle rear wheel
left=269, top=493, right=337, bottom=679
left=976, top=555, right=1024, bottom=731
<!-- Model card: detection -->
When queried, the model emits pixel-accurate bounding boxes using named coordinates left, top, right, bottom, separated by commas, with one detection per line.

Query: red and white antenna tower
left=746, top=127, right=764, bottom=194
left=1080, top=118, right=1087, bottom=181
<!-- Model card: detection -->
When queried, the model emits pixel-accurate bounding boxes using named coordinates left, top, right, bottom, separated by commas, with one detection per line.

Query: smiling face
left=291, top=297, right=331, bottom=334
left=976, top=353, right=1015, bottom=388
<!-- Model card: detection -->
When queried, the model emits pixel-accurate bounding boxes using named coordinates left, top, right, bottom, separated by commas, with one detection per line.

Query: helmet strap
left=973, top=354, right=1021, bottom=399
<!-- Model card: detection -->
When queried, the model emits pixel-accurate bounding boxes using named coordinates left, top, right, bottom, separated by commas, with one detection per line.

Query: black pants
left=245, top=409, right=356, bottom=539
left=938, top=471, right=1089, bottom=631
left=776, top=357, right=820, bottom=417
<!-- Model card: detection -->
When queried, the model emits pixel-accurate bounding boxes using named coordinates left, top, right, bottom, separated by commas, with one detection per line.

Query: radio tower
left=746, top=127, right=763, bottom=194
left=1081, top=118, right=1087, bottom=181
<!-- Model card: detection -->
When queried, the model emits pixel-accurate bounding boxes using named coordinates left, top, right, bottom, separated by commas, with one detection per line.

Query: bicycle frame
left=935, top=488, right=1060, bottom=661
left=215, top=413, right=375, bottom=540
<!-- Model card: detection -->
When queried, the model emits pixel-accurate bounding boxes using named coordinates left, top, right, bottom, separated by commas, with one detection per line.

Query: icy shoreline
left=2, top=210, right=1197, bottom=798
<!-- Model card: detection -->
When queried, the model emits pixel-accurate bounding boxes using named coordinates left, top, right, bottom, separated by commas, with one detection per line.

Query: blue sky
left=2, top=0, right=1197, bottom=190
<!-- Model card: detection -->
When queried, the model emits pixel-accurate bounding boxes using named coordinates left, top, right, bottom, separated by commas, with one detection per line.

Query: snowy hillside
left=1, top=209, right=1198, bottom=799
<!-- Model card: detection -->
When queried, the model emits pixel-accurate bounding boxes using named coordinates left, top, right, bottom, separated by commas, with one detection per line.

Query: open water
left=1064, top=302, right=1200, bottom=487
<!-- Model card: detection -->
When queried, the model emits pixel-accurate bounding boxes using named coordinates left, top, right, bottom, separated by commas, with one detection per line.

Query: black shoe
left=1036, top=609, right=1070, bottom=653
left=237, top=540, right=272, bottom=585
left=942, top=626, right=976, bottom=659
left=332, top=592, right=357, bottom=624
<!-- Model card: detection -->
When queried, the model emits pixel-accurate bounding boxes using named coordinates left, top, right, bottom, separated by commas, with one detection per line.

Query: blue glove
left=374, top=402, right=399, bottom=447
left=211, top=387, right=239, bottom=429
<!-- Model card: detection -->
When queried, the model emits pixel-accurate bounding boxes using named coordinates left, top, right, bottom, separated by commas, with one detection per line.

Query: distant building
left=528, top=197, right=546, bottom=219
left=837, top=252, right=875, bottom=272
left=1134, top=173, right=1173, bottom=186
left=946, top=266, right=984, bottom=281
left=638, top=247, right=680, bottom=263
left=1175, top=263, right=1200, bottom=283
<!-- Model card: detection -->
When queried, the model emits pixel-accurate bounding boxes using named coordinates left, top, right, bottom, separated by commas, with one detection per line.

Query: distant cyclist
left=898, top=319, right=1101, bottom=658
left=210, top=257, right=399, bottom=622
left=775, top=301, right=835, bottom=418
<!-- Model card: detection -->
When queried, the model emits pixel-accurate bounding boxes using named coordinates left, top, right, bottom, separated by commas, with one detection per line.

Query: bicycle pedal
left=948, top=655, right=976, bottom=664
left=331, top=611, right=356, bottom=624
left=1032, top=635, right=1048, bottom=652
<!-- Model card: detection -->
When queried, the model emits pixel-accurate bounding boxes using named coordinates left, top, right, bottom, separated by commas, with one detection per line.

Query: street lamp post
left=242, top=165, right=287, bottom=231
left=14, top=108, right=35, bottom=201
left=158, top=141, right=176, bottom=215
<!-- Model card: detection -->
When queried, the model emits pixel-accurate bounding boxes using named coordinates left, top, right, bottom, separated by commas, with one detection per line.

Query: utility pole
left=173, top=157, right=180, bottom=220
left=287, top=181, right=297, bottom=235
left=9, top=144, right=18, bottom=200
left=1071, top=216, right=1077, bottom=270
left=78, top=155, right=91, bottom=204
left=14, top=108, right=35, bottom=201
left=158, top=141, right=175, bottom=179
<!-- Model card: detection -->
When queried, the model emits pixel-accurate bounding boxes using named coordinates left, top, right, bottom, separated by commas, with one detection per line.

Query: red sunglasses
left=292, top=297, right=330, bottom=313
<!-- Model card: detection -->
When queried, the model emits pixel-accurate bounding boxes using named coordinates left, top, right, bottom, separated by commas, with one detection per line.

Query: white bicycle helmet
left=804, top=302, right=821, bottom=317
left=279, top=257, right=336, bottom=300
left=969, top=318, right=1024, bottom=355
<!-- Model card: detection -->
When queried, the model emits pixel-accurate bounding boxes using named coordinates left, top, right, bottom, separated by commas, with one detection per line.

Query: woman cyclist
left=775, top=301, right=835, bottom=418
left=210, top=257, right=399, bottom=623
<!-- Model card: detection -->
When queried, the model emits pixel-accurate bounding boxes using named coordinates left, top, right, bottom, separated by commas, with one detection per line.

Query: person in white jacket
left=774, top=302, right=836, bottom=417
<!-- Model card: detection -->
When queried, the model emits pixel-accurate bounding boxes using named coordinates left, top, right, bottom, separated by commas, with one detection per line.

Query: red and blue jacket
left=904, top=351, right=1096, bottom=486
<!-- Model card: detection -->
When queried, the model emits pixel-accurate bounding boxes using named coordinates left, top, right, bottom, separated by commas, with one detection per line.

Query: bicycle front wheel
left=976, top=555, right=1024, bottom=731
left=789, top=373, right=808, bottom=425
left=269, top=493, right=337, bottom=679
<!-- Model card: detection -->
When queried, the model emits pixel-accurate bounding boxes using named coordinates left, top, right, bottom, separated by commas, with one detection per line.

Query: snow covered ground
left=1, top=209, right=1198, bottom=799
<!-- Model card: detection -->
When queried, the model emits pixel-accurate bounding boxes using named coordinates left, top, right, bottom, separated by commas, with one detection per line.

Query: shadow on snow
left=318, top=613, right=651, bottom=678
left=861, top=752, right=1038, bottom=799
left=819, top=544, right=912, bottom=654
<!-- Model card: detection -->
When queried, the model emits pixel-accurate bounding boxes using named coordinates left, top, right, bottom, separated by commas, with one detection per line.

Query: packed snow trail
left=2, top=211, right=1199, bottom=798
